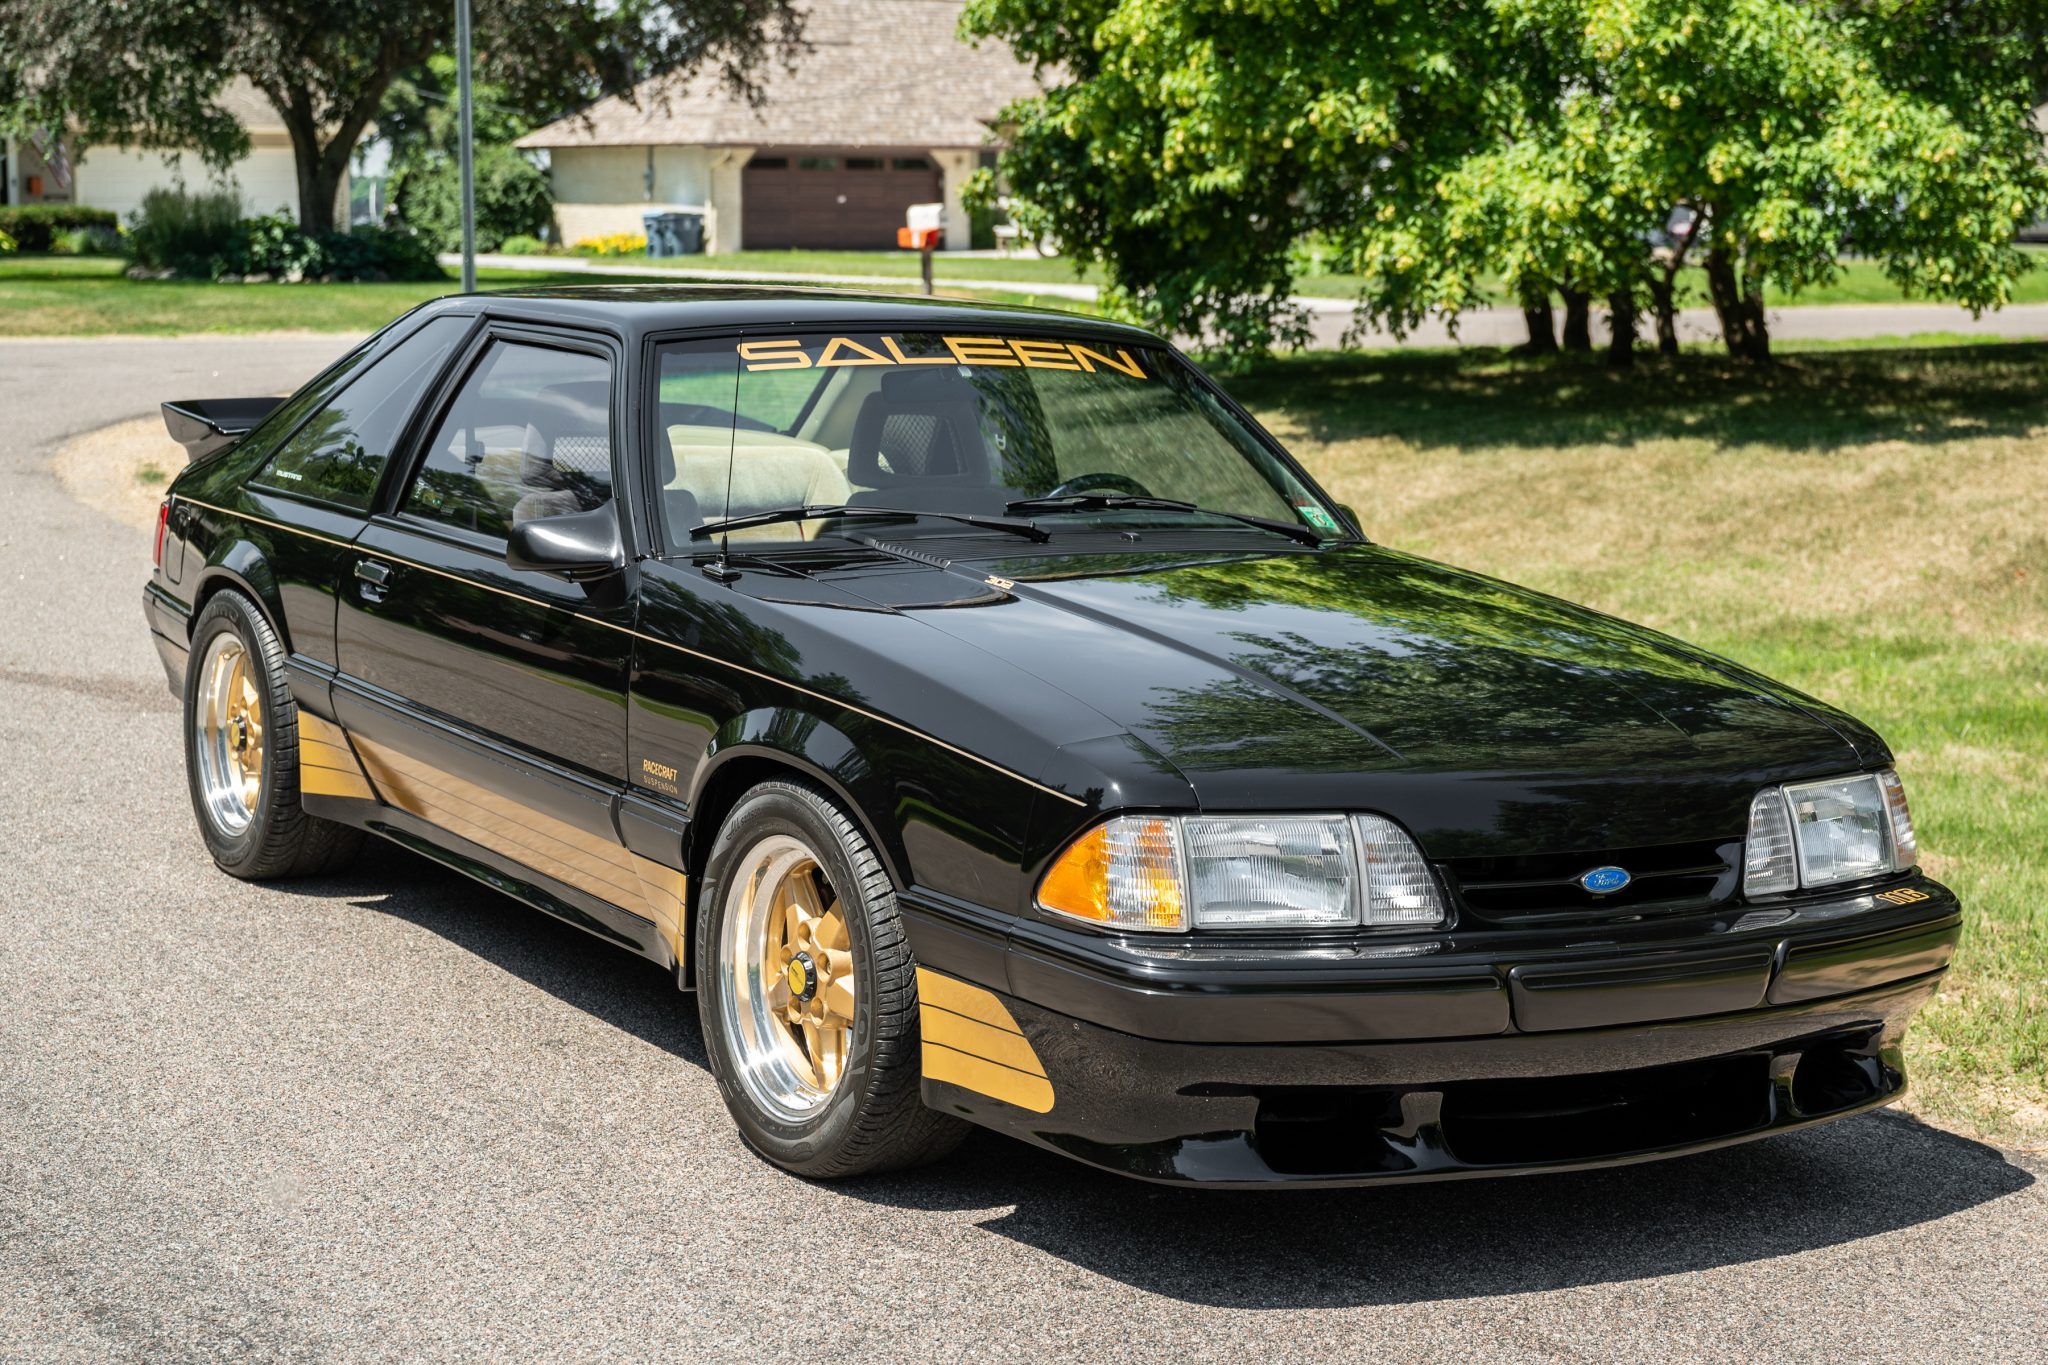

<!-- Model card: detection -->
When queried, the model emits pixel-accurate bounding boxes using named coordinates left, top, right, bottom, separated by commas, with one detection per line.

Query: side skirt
left=300, top=783, right=672, bottom=969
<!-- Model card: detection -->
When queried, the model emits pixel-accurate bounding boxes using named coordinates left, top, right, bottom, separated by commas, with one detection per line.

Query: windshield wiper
left=1002, top=494, right=1325, bottom=546
left=691, top=504, right=1049, bottom=543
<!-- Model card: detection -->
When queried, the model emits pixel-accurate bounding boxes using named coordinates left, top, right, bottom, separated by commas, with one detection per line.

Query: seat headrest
left=848, top=372, right=987, bottom=488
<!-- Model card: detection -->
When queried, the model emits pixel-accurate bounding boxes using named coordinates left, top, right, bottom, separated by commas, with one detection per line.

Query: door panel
left=337, top=521, right=631, bottom=779
left=333, top=331, right=638, bottom=920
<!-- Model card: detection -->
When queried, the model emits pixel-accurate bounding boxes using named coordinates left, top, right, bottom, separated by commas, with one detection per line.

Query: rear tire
left=696, top=778, right=967, bottom=1178
left=183, top=589, right=364, bottom=880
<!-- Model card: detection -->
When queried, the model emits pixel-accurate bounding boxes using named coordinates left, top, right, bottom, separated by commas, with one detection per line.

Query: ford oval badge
left=1579, top=865, right=1632, bottom=895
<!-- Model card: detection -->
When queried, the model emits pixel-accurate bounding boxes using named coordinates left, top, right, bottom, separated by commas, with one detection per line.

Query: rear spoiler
left=161, top=396, right=285, bottom=463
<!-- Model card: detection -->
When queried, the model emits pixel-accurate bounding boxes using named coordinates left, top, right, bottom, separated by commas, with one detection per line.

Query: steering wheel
left=1041, top=471, right=1153, bottom=500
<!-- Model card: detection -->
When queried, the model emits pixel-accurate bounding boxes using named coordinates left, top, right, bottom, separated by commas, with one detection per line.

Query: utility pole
left=455, top=0, right=477, bottom=292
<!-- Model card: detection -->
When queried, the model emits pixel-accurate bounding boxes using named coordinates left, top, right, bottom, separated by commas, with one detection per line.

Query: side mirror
left=506, top=505, right=625, bottom=582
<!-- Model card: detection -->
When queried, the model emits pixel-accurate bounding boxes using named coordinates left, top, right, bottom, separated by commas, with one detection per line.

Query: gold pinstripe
left=183, top=497, right=1085, bottom=806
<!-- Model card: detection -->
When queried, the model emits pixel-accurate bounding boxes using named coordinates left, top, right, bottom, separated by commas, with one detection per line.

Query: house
left=516, top=0, right=1040, bottom=253
left=0, top=81, right=344, bottom=226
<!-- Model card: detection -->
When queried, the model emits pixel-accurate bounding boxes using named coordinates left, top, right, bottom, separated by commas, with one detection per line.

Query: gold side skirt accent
left=352, top=734, right=682, bottom=942
left=296, top=711, right=375, bottom=801
left=917, top=968, right=1054, bottom=1113
left=630, top=852, right=689, bottom=965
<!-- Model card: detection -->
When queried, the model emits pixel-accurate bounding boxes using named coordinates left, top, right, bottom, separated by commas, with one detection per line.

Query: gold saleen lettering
left=738, top=336, right=1148, bottom=379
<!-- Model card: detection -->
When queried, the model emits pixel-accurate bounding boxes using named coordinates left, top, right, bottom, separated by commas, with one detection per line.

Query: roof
left=421, top=284, right=1152, bottom=343
left=516, top=0, right=1041, bottom=152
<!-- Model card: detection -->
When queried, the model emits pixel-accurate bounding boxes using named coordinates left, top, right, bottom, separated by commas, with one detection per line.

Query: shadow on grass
left=1226, top=342, right=2048, bottom=453
left=309, top=844, right=2034, bottom=1310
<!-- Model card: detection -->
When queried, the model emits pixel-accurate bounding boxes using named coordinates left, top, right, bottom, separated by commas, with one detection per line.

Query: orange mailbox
left=900, top=203, right=944, bottom=294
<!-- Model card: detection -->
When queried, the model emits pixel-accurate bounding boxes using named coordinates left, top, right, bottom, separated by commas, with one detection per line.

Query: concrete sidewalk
left=453, top=251, right=2048, bottom=348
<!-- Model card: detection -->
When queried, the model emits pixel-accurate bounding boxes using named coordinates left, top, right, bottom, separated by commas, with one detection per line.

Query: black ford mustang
left=144, top=287, right=1959, bottom=1185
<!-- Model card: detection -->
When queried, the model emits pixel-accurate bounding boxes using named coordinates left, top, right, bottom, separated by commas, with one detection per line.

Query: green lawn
left=560, top=245, right=2048, bottom=308
left=558, top=246, right=1103, bottom=287
left=1227, top=343, right=2048, bottom=1144
left=0, top=255, right=1091, bottom=336
left=13, top=249, right=2048, bottom=338
left=1294, top=249, right=2048, bottom=308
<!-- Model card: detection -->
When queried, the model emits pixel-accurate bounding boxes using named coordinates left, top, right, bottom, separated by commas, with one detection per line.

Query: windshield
left=652, top=330, right=1347, bottom=549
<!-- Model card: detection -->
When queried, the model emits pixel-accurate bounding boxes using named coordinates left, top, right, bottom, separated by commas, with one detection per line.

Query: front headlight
left=1743, top=769, right=1917, bottom=898
left=1036, top=812, right=1448, bottom=932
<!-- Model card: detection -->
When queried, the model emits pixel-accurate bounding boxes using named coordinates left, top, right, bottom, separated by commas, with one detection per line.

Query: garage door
left=742, top=150, right=942, bottom=250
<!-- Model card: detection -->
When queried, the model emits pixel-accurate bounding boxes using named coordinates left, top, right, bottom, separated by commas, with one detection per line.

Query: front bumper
left=914, top=876, right=1960, bottom=1186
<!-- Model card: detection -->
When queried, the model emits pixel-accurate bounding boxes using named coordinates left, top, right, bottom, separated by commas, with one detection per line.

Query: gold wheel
left=719, top=833, right=857, bottom=1119
left=194, top=632, right=266, bottom=837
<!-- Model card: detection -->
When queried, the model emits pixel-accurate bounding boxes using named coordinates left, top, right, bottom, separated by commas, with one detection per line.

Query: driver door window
left=404, top=341, right=614, bottom=541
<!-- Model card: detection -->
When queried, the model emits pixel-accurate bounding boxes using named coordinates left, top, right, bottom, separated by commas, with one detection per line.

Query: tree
left=380, top=55, right=551, bottom=250
left=1508, top=0, right=2048, bottom=361
left=968, top=0, right=2048, bottom=361
left=0, top=0, right=802, bottom=233
left=962, top=0, right=1501, bottom=355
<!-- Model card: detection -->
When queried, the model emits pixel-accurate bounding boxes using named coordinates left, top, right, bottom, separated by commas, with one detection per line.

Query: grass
left=0, top=255, right=1091, bottom=336
left=1227, top=343, right=2048, bottom=1145
left=11, top=247, right=2047, bottom=338
left=553, top=246, right=1103, bottom=286
left=1293, top=249, right=2048, bottom=308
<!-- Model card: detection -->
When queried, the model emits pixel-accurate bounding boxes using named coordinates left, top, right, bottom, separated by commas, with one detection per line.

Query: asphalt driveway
left=1, top=335, right=2042, bottom=1361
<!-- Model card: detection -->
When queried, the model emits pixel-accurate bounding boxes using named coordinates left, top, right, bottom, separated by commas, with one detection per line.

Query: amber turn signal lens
left=1037, top=816, right=1186, bottom=932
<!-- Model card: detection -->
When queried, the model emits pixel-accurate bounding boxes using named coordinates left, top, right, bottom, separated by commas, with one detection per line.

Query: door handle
left=354, top=559, right=393, bottom=600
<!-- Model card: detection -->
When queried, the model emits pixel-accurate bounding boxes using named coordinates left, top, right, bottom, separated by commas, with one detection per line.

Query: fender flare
left=687, top=707, right=910, bottom=890
left=189, top=540, right=289, bottom=653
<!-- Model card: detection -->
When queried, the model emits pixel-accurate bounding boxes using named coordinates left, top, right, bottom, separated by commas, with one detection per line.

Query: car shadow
left=312, top=849, right=2034, bottom=1309
left=852, top=1113, right=2035, bottom=1307
left=318, top=846, right=711, bottom=1070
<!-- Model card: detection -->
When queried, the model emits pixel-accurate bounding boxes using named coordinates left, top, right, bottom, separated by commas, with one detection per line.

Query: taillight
left=154, top=499, right=170, bottom=569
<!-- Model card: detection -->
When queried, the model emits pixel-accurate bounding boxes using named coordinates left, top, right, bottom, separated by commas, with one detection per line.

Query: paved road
left=455, top=250, right=2048, bottom=348
left=2, top=335, right=2044, bottom=1361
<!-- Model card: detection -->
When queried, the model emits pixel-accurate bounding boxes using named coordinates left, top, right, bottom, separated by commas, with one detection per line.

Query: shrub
left=210, top=214, right=321, bottom=279
left=50, top=224, right=125, bottom=256
left=499, top=233, right=548, bottom=255
left=125, top=188, right=447, bottom=282
left=391, top=144, right=553, bottom=252
left=0, top=226, right=15, bottom=255
left=574, top=232, right=646, bottom=256
left=0, top=204, right=120, bottom=252
left=310, top=226, right=446, bottom=282
left=127, top=188, right=244, bottom=275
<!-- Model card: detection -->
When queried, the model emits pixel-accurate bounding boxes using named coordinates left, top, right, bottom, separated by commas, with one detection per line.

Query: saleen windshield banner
left=738, top=334, right=1150, bottom=378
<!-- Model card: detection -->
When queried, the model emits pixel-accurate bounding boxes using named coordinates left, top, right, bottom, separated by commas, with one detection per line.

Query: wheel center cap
left=786, top=953, right=818, bottom=1002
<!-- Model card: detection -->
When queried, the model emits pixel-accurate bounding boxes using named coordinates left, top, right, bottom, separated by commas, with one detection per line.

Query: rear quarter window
left=250, top=315, right=471, bottom=510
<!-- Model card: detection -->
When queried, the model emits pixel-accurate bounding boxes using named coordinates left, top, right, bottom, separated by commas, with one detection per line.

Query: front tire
left=696, top=779, right=967, bottom=1178
left=183, top=589, right=363, bottom=880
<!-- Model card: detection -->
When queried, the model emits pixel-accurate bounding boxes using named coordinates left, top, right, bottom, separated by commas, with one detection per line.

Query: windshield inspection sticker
left=738, top=335, right=1149, bottom=378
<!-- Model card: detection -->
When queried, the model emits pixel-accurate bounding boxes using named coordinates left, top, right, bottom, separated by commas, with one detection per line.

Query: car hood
left=835, top=542, right=1881, bottom=856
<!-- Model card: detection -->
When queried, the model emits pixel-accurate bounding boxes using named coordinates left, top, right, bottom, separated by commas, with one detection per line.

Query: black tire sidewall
left=696, top=783, right=888, bottom=1168
left=183, top=592, right=285, bottom=875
